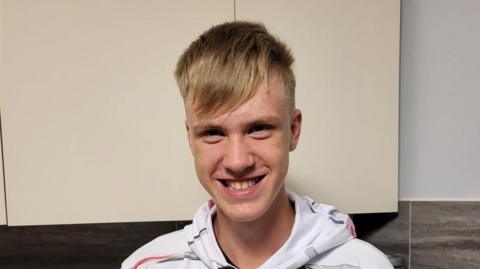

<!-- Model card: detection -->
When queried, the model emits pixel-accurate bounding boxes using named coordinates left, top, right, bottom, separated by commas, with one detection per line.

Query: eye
left=248, top=124, right=273, bottom=139
left=249, top=124, right=272, bottom=133
left=201, top=129, right=224, bottom=143
left=204, top=129, right=223, bottom=137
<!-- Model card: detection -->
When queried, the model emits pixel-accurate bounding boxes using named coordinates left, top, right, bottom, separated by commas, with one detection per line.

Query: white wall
left=399, top=0, right=480, bottom=200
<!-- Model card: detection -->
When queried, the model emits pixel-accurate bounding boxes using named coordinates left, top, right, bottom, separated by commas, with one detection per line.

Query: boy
left=122, top=21, right=392, bottom=269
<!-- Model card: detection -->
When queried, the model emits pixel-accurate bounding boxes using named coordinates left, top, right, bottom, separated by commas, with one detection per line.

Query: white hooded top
left=122, top=192, right=393, bottom=269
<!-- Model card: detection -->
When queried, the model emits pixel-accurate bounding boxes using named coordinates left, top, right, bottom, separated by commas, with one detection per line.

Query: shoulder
left=121, top=229, right=202, bottom=269
left=309, top=238, right=393, bottom=269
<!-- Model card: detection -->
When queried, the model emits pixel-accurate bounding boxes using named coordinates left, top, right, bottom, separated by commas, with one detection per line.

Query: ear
left=185, top=120, right=194, bottom=153
left=289, top=109, right=302, bottom=151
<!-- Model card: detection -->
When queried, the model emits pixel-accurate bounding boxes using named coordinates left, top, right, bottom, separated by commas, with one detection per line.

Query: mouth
left=218, top=175, right=266, bottom=191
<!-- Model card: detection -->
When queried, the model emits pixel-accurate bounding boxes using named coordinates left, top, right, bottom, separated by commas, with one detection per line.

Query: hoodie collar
left=184, top=191, right=354, bottom=269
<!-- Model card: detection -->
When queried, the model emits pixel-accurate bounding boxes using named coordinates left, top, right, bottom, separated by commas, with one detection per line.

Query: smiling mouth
left=219, top=175, right=266, bottom=191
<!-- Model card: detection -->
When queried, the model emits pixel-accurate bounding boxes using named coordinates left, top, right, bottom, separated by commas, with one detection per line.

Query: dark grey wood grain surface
left=411, top=202, right=480, bottom=269
left=0, top=221, right=180, bottom=269
left=355, top=201, right=410, bottom=268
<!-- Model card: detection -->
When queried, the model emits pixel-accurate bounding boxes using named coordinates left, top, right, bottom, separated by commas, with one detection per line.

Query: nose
left=223, top=136, right=255, bottom=176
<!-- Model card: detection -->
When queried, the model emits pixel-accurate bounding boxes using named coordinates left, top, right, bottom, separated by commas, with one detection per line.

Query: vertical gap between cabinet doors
left=0, top=110, right=8, bottom=224
left=233, top=0, right=236, bottom=21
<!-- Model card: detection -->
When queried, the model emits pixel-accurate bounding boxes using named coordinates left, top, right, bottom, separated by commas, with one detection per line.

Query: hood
left=184, top=191, right=355, bottom=269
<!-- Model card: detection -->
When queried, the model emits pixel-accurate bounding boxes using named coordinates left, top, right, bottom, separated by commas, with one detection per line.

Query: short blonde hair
left=175, top=21, right=295, bottom=118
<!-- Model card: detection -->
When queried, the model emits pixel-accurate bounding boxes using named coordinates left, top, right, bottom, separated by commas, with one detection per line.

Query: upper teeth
left=226, top=176, right=262, bottom=191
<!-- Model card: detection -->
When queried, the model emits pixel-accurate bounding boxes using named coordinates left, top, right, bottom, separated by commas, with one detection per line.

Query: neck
left=213, top=189, right=295, bottom=269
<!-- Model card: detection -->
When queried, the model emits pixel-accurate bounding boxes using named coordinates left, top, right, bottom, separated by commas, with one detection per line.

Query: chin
left=217, top=199, right=270, bottom=223
left=222, top=210, right=265, bottom=223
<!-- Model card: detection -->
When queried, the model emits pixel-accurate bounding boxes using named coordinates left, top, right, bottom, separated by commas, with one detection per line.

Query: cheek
left=192, top=143, right=223, bottom=175
left=253, top=135, right=290, bottom=165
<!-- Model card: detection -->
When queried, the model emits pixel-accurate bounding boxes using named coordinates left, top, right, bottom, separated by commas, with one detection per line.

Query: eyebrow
left=245, top=116, right=282, bottom=128
left=191, top=123, right=224, bottom=134
left=191, top=116, right=282, bottom=133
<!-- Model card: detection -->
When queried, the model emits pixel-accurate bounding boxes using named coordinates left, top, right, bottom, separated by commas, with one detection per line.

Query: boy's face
left=185, top=71, right=301, bottom=222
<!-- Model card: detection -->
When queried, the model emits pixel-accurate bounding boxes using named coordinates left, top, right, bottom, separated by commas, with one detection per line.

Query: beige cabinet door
left=1, top=2, right=7, bottom=225
left=0, top=0, right=233, bottom=225
left=237, top=0, right=400, bottom=213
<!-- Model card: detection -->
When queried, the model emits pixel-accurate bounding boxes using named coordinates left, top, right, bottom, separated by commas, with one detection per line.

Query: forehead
left=186, top=72, right=290, bottom=128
